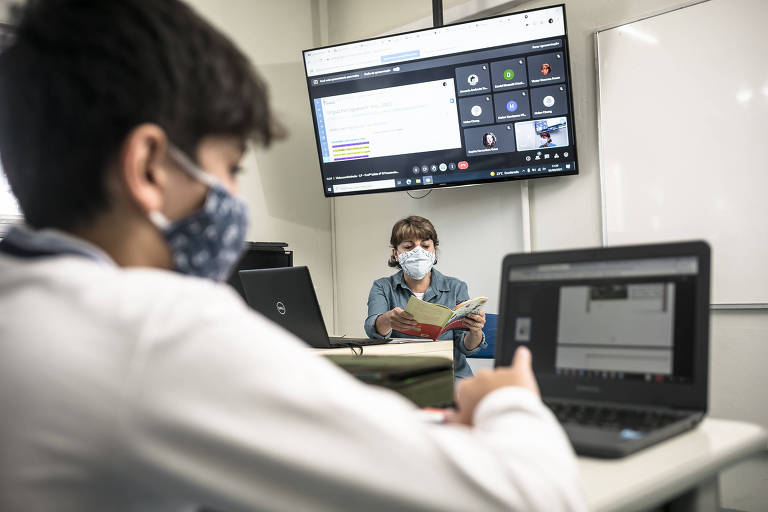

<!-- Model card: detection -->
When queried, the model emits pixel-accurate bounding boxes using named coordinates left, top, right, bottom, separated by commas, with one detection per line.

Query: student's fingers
left=442, top=408, right=464, bottom=425
left=509, top=346, right=540, bottom=397
left=452, top=369, right=500, bottom=426
left=511, top=345, right=532, bottom=370
left=452, top=378, right=477, bottom=425
left=452, top=349, right=541, bottom=428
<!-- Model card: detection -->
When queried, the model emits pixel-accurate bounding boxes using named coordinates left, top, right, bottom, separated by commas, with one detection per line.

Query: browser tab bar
left=304, top=6, right=565, bottom=77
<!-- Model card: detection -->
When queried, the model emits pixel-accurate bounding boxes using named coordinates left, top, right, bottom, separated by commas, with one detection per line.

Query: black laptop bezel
left=495, top=241, right=710, bottom=412
left=238, top=266, right=334, bottom=348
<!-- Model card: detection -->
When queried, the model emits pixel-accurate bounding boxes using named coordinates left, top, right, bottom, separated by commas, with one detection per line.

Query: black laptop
left=239, top=266, right=389, bottom=349
left=495, top=241, right=710, bottom=458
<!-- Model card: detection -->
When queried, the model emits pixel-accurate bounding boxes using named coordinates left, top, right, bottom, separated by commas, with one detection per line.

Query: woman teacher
left=364, top=216, right=486, bottom=380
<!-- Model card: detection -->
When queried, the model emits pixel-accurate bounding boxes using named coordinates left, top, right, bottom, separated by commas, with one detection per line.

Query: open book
left=399, top=296, right=488, bottom=340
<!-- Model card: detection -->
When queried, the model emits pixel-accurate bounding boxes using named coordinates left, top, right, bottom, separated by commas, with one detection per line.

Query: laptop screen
left=496, top=242, right=710, bottom=408
left=503, top=256, right=698, bottom=383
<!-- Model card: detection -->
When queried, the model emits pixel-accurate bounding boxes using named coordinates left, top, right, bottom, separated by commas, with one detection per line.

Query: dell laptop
left=495, top=241, right=710, bottom=458
left=239, top=266, right=389, bottom=349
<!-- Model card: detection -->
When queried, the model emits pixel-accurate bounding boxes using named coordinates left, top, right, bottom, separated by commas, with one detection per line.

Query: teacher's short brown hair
left=388, top=216, right=439, bottom=268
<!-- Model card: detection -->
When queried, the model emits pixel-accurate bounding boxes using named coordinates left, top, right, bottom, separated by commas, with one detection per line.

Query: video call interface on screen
left=303, top=6, right=577, bottom=197
left=501, top=256, right=699, bottom=385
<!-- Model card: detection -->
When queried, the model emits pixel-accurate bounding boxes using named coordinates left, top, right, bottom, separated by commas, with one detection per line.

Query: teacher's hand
left=382, top=307, right=418, bottom=334
left=462, top=311, right=486, bottom=334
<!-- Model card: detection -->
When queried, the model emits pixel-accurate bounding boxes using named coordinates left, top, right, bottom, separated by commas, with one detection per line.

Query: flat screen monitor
left=302, top=4, right=577, bottom=197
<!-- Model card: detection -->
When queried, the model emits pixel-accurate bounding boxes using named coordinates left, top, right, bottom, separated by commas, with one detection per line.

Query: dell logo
left=276, top=301, right=286, bottom=315
left=576, top=385, right=600, bottom=393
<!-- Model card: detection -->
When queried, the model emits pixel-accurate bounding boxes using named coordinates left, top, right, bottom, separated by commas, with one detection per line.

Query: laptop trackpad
left=564, top=424, right=647, bottom=457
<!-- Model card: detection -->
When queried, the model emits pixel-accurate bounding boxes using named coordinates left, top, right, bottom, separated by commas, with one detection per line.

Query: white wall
left=0, top=0, right=13, bottom=22
left=186, top=0, right=335, bottom=321
left=326, top=0, right=768, bottom=429
left=327, top=0, right=468, bottom=40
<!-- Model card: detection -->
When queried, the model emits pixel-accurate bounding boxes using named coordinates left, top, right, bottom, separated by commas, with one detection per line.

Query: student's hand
left=446, top=346, right=540, bottom=426
left=381, top=307, right=418, bottom=333
left=462, top=311, right=486, bottom=334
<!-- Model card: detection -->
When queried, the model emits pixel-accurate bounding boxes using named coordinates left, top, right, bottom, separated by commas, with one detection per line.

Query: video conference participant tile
left=455, top=63, right=492, bottom=97
left=464, top=124, right=516, bottom=157
left=514, top=117, right=569, bottom=151
left=526, top=51, right=566, bottom=86
left=493, top=90, right=530, bottom=122
left=458, top=95, right=494, bottom=127
left=490, top=58, right=527, bottom=91
left=530, top=84, right=568, bottom=118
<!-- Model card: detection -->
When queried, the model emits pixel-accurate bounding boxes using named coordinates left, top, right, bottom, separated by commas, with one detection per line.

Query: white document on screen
left=316, top=79, right=461, bottom=163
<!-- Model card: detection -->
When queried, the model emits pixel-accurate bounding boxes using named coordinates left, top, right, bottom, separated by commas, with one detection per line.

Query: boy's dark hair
left=0, top=0, right=282, bottom=230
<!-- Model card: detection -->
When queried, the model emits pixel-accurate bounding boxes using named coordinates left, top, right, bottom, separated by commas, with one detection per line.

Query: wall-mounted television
left=302, top=4, right=577, bottom=197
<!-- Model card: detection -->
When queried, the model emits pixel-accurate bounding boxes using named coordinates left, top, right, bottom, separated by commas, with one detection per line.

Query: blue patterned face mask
left=397, top=246, right=436, bottom=280
left=148, top=145, right=249, bottom=281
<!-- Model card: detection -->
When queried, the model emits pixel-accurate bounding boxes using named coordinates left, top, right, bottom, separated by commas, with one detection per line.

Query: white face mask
left=397, top=246, right=436, bottom=280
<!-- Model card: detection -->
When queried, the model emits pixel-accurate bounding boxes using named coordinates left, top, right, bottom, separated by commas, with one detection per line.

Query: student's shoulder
left=121, top=266, right=246, bottom=310
left=51, top=258, right=249, bottom=321
left=115, top=267, right=290, bottom=346
left=19, top=256, right=273, bottom=341
left=122, top=269, right=303, bottom=346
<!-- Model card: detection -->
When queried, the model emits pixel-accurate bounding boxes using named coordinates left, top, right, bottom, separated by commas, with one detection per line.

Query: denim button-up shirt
left=364, top=268, right=486, bottom=380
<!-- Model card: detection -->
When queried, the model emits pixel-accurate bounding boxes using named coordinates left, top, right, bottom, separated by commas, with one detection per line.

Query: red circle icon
left=458, top=161, right=469, bottom=170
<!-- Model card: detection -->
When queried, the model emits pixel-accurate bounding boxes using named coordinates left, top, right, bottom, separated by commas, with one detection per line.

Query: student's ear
left=117, top=123, right=171, bottom=214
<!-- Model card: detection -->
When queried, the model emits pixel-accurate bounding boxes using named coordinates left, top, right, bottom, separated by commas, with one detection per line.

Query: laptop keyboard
left=329, top=336, right=389, bottom=347
left=545, top=401, right=686, bottom=432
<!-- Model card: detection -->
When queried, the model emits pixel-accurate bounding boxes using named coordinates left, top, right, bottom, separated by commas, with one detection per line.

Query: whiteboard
left=597, top=0, right=768, bottom=306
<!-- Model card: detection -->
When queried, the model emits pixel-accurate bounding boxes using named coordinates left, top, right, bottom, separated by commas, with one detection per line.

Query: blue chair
left=468, top=313, right=497, bottom=359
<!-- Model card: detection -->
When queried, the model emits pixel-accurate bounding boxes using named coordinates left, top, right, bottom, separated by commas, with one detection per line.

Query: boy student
left=0, top=1, right=586, bottom=510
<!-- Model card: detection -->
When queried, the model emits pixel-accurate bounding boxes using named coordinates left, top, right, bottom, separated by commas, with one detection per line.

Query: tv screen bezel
left=302, top=4, right=578, bottom=198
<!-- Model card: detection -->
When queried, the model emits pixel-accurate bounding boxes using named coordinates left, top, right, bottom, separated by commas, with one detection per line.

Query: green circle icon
left=503, top=69, right=515, bottom=80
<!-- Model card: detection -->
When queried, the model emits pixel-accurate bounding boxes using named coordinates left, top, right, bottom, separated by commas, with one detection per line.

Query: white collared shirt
left=0, top=231, right=586, bottom=511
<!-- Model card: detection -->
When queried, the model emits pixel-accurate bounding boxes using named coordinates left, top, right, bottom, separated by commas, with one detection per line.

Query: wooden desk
left=580, top=418, right=767, bottom=512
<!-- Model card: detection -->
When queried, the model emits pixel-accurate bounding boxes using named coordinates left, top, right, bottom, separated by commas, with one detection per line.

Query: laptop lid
left=495, top=241, right=710, bottom=412
left=239, top=266, right=333, bottom=348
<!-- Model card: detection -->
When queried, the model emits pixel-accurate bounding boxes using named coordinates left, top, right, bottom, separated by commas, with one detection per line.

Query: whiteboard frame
left=595, top=0, right=767, bottom=309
